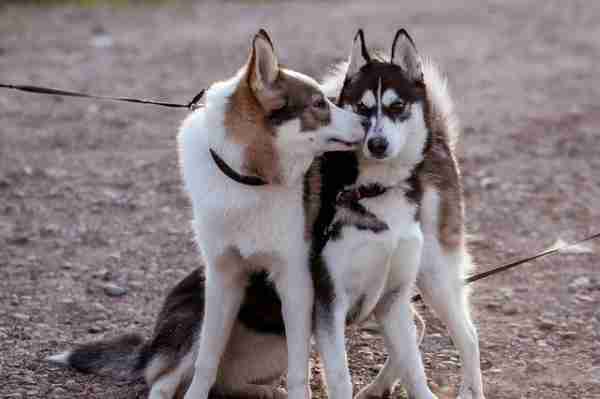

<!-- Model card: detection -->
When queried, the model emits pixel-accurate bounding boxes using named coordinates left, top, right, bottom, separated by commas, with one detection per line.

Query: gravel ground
left=0, top=1, right=599, bottom=398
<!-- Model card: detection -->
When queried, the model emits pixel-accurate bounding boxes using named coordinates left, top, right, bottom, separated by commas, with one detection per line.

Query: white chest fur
left=322, top=190, right=420, bottom=322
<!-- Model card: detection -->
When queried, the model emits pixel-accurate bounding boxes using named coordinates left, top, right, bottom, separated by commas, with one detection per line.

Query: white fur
left=381, top=89, right=399, bottom=107
left=179, top=61, right=364, bottom=399
left=360, top=90, right=376, bottom=108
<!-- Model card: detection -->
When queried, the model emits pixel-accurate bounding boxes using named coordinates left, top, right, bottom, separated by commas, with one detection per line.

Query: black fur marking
left=140, top=268, right=285, bottom=375
left=354, top=29, right=372, bottom=63
left=238, top=271, right=285, bottom=336
left=138, top=268, right=206, bottom=370
left=327, top=220, right=344, bottom=241
left=405, top=162, right=424, bottom=220
left=340, top=61, right=426, bottom=112
left=267, top=101, right=304, bottom=126
left=307, top=152, right=359, bottom=319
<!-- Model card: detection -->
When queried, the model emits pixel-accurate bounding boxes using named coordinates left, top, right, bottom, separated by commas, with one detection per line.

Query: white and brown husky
left=309, top=29, right=485, bottom=399
left=48, top=29, right=365, bottom=399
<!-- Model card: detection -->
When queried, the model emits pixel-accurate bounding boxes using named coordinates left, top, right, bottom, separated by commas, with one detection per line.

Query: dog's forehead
left=341, top=62, right=421, bottom=105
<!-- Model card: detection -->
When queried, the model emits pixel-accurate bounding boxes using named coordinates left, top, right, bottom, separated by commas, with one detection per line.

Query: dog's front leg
left=274, top=259, right=314, bottom=399
left=184, top=249, right=246, bottom=399
left=314, top=300, right=352, bottom=399
left=356, top=230, right=437, bottom=399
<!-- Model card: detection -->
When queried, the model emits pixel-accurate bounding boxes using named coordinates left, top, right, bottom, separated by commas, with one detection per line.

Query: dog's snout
left=367, top=137, right=388, bottom=158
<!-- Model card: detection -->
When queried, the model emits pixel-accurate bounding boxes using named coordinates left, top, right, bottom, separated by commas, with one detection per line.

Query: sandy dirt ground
left=1, top=1, right=599, bottom=398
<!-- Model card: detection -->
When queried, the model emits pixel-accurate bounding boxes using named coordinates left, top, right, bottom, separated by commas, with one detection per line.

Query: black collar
left=209, top=149, right=268, bottom=187
left=336, top=183, right=388, bottom=205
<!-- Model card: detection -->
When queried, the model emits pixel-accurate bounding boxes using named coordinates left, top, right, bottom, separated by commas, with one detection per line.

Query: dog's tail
left=47, top=333, right=148, bottom=381
left=421, top=58, right=461, bottom=151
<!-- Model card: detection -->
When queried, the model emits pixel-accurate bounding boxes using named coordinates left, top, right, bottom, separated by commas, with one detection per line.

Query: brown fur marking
left=225, top=78, right=282, bottom=184
left=421, top=89, right=464, bottom=250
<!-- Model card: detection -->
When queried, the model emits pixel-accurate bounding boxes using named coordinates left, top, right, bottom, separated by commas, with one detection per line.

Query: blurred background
left=1, top=1, right=598, bottom=398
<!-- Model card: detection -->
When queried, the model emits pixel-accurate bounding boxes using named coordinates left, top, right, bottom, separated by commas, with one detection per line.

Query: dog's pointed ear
left=347, top=29, right=371, bottom=77
left=248, top=29, right=284, bottom=111
left=248, top=29, right=279, bottom=91
left=391, top=29, right=423, bottom=82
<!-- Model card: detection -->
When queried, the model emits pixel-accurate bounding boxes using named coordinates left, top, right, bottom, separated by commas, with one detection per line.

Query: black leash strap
left=412, top=232, right=600, bottom=303
left=0, top=83, right=205, bottom=110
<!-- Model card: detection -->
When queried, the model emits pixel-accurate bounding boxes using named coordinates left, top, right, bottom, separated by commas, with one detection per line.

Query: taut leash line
left=0, top=83, right=205, bottom=110
left=411, top=232, right=600, bottom=303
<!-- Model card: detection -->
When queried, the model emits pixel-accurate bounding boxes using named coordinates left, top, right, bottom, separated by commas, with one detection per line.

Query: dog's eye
left=355, top=102, right=369, bottom=115
left=389, top=101, right=407, bottom=113
left=275, top=98, right=288, bottom=112
left=312, top=97, right=327, bottom=110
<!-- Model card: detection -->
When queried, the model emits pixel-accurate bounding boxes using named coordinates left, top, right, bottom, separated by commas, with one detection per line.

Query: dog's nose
left=367, top=137, right=388, bottom=157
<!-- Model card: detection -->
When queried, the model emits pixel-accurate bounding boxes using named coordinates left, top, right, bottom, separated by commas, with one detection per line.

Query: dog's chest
left=323, top=192, right=419, bottom=322
left=193, top=177, right=308, bottom=263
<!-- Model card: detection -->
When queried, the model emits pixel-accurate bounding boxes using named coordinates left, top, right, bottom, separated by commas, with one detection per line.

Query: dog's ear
left=347, top=29, right=371, bottom=77
left=248, top=29, right=284, bottom=111
left=391, top=29, right=423, bottom=83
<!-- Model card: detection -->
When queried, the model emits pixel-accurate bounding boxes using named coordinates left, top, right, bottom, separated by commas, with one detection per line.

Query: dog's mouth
left=327, top=138, right=362, bottom=147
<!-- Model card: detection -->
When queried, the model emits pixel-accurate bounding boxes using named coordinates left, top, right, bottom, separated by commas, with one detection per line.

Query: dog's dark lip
left=328, top=138, right=362, bottom=147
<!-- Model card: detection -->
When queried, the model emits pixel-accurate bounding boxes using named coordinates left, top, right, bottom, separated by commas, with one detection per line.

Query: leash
left=0, top=83, right=205, bottom=110
left=411, top=232, right=600, bottom=302
left=3, top=82, right=598, bottom=291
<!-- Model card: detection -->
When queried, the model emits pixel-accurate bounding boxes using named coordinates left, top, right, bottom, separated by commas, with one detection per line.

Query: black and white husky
left=309, top=30, right=485, bottom=399
left=48, top=30, right=365, bottom=399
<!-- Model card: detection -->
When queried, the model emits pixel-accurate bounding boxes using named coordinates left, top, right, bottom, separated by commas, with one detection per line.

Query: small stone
left=92, top=268, right=109, bottom=279
left=13, top=313, right=30, bottom=321
left=559, top=331, right=577, bottom=340
left=65, top=379, right=79, bottom=391
left=526, top=360, right=546, bottom=373
left=501, top=305, right=519, bottom=315
left=537, top=318, right=555, bottom=331
left=129, top=280, right=144, bottom=289
left=8, top=235, right=29, bottom=246
left=480, top=176, right=500, bottom=189
left=21, top=376, right=36, bottom=385
left=51, top=387, right=68, bottom=397
left=88, top=325, right=102, bottom=334
left=91, top=302, right=107, bottom=312
left=102, top=282, right=127, bottom=297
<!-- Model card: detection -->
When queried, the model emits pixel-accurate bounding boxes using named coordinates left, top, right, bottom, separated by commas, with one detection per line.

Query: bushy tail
left=47, top=333, right=147, bottom=381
